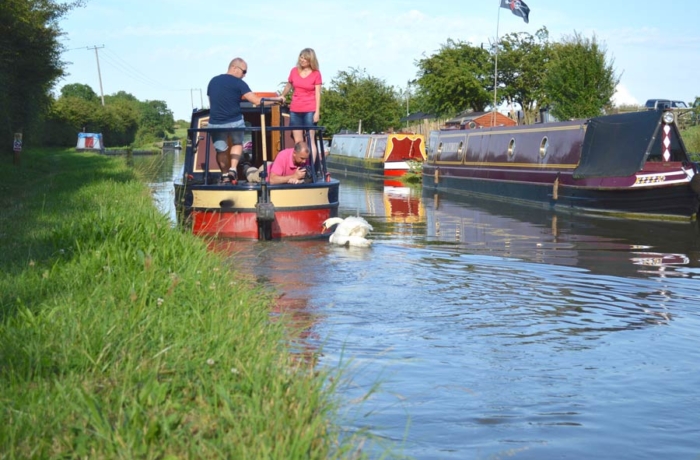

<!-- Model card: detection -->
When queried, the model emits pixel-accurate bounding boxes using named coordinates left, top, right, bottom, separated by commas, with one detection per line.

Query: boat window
left=427, top=132, right=440, bottom=161
left=539, top=137, right=549, bottom=158
left=436, top=139, right=463, bottom=162
left=371, top=137, right=388, bottom=159
left=508, top=138, right=515, bottom=157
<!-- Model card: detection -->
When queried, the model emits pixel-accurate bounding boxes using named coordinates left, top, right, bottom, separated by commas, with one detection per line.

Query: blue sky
left=57, top=0, right=700, bottom=121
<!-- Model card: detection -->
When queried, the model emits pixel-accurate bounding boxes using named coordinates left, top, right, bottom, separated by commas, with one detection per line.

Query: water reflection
left=210, top=239, right=326, bottom=361
left=143, top=161, right=700, bottom=460
left=420, top=190, right=700, bottom=279
left=132, top=150, right=184, bottom=224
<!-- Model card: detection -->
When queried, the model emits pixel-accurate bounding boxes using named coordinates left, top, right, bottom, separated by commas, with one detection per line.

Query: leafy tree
left=103, top=92, right=174, bottom=145
left=47, top=88, right=161, bottom=148
left=60, top=83, right=99, bottom=102
left=100, top=100, right=140, bottom=147
left=543, top=33, right=618, bottom=120
left=106, top=91, right=139, bottom=104
left=413, top=39, right=492, bottom=117
left=496, top=27, right=551, bottom=123
left=322, top=68, right=402, bottom=135
left=137, top=100, right=175, bottom=141
left=51, top=95, right=102, bottom=132
left=0, top=0, right=84, bottom=150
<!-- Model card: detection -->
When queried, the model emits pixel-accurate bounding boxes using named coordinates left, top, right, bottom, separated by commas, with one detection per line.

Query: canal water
left=143, top=153, right=700, bottom=460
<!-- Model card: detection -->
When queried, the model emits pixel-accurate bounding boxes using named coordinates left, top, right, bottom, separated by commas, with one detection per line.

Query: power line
left=65, top=43, right=203, bottom=114
left=101, top=48, right=189, bottom=92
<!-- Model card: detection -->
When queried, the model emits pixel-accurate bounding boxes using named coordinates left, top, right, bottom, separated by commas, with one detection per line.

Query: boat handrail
left=187, top=123, right=330, bottom=184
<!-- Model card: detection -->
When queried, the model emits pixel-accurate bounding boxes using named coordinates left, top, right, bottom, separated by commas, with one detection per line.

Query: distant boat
left=76, top=132, right=105, bottom=153
left=163, top=140, right=182, bottom=150
left=327, top=133, right=426, bottom=181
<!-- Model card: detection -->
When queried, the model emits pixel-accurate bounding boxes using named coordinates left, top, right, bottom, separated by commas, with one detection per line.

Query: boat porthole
left=508, top=138, right=515, bottom=157
left=540, top=137, right=549, bottom=158
left=457, top=141, right=464, bottom=159
left=437, top=142, right=443, bottom=156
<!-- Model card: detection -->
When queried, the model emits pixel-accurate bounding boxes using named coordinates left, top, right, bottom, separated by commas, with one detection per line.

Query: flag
left=500, top=0, right=530, bottom=24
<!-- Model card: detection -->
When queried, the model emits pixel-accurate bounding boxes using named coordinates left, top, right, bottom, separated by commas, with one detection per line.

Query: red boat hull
left=190, top=207, right=335, bottom=239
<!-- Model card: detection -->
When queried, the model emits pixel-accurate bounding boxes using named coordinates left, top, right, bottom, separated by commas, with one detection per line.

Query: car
left=645, top=99, right=689, bottom=110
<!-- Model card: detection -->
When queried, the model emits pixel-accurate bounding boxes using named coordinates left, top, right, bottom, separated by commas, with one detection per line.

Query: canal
left=141, top=152, right=700, bottom=460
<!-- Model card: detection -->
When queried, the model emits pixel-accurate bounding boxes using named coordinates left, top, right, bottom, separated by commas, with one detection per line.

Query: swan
left=322, top=216, right=373, bottom=247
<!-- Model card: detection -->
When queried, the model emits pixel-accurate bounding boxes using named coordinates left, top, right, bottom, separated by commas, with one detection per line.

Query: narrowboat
left=327, top=133, right=426, bottom=181
left=422, top=110, right=700, bottom=221
left=174, top=95, right=339, bottom=240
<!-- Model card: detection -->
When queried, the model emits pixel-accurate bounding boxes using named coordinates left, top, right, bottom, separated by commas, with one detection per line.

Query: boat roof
left=574, top=110, right=664, bottom=179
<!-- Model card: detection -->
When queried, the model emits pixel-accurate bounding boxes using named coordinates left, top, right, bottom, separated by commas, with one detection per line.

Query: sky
left=56, top=0, right=700, bottom=121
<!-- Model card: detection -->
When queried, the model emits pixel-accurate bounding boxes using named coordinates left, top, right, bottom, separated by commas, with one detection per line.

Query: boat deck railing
left=188, top=124, right=329, bottom=185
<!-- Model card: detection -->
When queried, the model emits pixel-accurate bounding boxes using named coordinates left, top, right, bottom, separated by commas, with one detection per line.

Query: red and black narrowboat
left=327, top=133, right=426, bottom=182
left=423, top=109, right=700, bottom=221
left=174, top=95, right=339, bottom=240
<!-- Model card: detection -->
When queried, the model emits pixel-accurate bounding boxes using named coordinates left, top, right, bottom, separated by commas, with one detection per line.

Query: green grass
left=173, top=124, right=188, bottom=140
left=681, top=124, right=700, bottom=158
left=398, top=160, right=423, bottom=185
left=0, top=148, right=364, bottom=459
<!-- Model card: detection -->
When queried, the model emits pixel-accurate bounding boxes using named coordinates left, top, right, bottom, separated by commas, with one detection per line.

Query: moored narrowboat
left=174, top=96, right=339, bottom=240
left=423, top=110, right=700, bottom=221
left=327, top=133, right=426, bottom=180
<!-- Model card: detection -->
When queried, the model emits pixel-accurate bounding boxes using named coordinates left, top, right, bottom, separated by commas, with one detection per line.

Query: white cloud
left=612, top=84, right=638, bottom=107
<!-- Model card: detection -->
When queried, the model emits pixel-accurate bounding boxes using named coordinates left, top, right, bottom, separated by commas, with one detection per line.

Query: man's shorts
left=208, top=119, right=245, bottom=152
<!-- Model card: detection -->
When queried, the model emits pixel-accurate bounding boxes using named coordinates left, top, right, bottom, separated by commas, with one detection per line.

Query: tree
left=496, top=27, right=551, bottom=123
left=51, top=95, right=102, bottom=132
left=322, top=68, right=402, bottom=135
left=0, top=0, right=84, bottom=150
left=136, top=100, right=175, bottom=142
left=413, top=39, right=492, bottom=117
left=543, top=33, right=618, bottom=120
left=46, top=87, right=176, bottom=147
left=60, top=83, right=99, bottom=102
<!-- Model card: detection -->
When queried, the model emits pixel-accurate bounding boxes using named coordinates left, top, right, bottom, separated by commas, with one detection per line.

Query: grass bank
left=681, top=124, right=700, bottom=159
left=0, top=148, right=358, bottom=459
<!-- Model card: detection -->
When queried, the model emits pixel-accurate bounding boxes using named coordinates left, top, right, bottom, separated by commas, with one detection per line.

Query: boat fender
left=256, top=202, right=275, bottom=222
left=434, top=168, right=440, bottom=184
left=553, top=176, right=560, bottom=200
left=690, top=174, right=700, bottom=196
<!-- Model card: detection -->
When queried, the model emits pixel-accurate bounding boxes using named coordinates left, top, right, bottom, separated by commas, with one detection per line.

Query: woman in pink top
left=280, top=48, right=322, bottom=163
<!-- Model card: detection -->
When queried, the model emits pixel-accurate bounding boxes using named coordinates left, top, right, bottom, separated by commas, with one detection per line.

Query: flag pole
left=492, top=1, right=501, bottom=126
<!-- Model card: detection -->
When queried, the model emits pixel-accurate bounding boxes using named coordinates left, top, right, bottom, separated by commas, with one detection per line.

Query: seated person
left=269, top=142, right=310, bottom=184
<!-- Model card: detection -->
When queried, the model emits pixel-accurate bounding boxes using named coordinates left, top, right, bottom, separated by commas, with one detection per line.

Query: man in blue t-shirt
left=207, top=57, right=283, bottom=184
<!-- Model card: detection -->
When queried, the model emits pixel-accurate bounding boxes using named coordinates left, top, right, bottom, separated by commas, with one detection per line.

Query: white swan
left=322, top=216, right=373, bottom=247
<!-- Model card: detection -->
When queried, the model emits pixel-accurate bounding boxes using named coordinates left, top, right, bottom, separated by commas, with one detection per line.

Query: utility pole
left=87, top=45, right=105, bottom=106
left=406, top=81, right=411, bottom=129
left=190, top=89, right=205, bottom=110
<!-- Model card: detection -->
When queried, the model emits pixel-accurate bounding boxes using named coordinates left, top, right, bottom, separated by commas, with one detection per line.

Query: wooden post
left=271, top=105, right=281, bottom=158
left=13, top=133, right=22, bottom=165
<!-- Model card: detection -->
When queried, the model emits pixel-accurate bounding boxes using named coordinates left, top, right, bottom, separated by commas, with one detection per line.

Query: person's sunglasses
left=236, top=66, right=247, bottom=75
